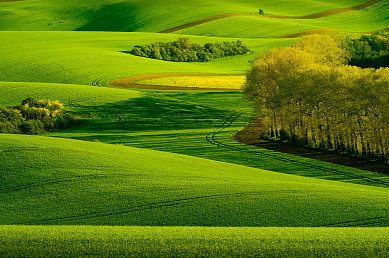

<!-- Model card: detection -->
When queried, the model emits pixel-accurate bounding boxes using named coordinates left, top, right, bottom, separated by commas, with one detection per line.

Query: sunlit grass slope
left=1, top=226, right=389, bottom=257
left=0, top=31, right=294, bottom=85
left=0, top=0, right=368, bottom=32
left=0, top=82, right=142, bottom=108
left=1, top=134, right=389, bottom=227
left=178, top=1, right=389, bottom=38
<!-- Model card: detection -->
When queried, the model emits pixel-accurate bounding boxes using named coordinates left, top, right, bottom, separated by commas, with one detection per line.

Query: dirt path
left=233, top=119, right=389, bottom=174
left=158, top=0, right=383, bottom=34
left=109, top=73, right=244, bottom=91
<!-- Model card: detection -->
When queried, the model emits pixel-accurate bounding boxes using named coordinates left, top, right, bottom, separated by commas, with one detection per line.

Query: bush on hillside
left=130, top=37, right=250, bottom=62
left=0, top=98, right=76, bottom=135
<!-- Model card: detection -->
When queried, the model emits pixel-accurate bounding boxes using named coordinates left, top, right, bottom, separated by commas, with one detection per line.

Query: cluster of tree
left=244, top=34, right=389, bottom=162
left=0, top=98, right=76, bottom=135
left=130, top=37, right=250, bottom=62
left=346, top=31, right=389, bottom=68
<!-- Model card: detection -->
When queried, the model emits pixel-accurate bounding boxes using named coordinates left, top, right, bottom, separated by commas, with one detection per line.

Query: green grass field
left=1, top=226, right=389, bottom=257
left=0, top=0, right=369, bottom=32
left=1, top=0, right=389, bottom=256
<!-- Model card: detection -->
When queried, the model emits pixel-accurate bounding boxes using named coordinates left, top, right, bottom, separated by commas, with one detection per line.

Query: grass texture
left=0, top=226, right=389, bottom=257
left=1, top=134, right=389, bottom=227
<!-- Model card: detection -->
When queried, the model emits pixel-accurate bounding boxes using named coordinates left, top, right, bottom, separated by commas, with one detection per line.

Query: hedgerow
left=0, top=97, right=76, bottom=135
left=130, top=37, right=250, bottom=62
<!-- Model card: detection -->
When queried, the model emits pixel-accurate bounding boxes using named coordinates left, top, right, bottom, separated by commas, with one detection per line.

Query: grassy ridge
left=1, top=226, right=389, bottom=257
left=1, top=134, right=389, bottom=227
left=0, top=0, right=368, bottom=32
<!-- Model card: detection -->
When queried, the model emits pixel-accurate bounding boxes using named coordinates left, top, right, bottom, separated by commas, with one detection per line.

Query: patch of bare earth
left=233, top=119, right=389, bottom=174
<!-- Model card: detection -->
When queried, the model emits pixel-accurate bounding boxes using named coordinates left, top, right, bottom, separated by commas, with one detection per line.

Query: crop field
left=1, top=0, right=389, bottom=257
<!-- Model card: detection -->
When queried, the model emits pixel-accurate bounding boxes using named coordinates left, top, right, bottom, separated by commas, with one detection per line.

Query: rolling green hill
left=0, top=31, right=294, bottom=85
left=1, top=133, right=389, bottom=227
left=1, top=0, right=389, bottom=256
left=0, top=0, right=370, bottom=32
left=176, top=1, right=389, bottom=38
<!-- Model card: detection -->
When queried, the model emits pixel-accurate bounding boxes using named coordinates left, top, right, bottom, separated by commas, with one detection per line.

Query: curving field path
left=109, top=73, right=244, bottom=91
left=158, top=0, right=384, bottom=34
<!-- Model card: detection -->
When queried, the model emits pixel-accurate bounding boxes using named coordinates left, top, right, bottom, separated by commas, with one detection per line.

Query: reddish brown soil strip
left=276, top=29, right=344, bottom=38
left=109, top=73, right=244, bottom=91
left=158, top=0, right=383, bottom=34
left=266, top=0, right=383, bottom=19
left=233, top=119, right=389, bottom=174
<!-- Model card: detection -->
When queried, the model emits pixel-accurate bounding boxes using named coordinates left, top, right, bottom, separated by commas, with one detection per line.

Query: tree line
left=0, top=98, right=76, bottom=135
left=346, top=31, right=389, bottom=68
left=243, top=33, right=389, bottom=162
left=130, top=37, right=250, bottom=62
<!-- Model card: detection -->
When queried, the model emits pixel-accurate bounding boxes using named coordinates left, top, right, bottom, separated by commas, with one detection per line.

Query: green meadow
left=1, top=0, right=389, bottom=256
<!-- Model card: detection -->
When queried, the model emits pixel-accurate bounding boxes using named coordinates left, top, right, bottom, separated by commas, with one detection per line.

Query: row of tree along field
left=243, top=32, right=389, bottom=162
left=130, top=37, right=250, bottom=62
left=0, top=98, right=75, bottom=135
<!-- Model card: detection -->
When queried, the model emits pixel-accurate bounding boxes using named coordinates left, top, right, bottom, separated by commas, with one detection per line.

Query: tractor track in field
left=206, top=111, right=389, bottom=187
left=0, top=174, right=108, bottom=194
left=113, top=112, right=127, bottom=123
left=91, top=77, right=109, bottom=87
left=322, top=216, right=389, bottom=227
left=28, top=191, right=259, bottom=225
left=157, top=0, right=384, bottom=34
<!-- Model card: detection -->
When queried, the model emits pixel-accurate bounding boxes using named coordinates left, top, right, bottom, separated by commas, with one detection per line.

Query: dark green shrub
left=347, top=31, right=389, bottom=68
left=20, top=119, right=45, bottom=135
left=130, top=37, right=250, bottom=62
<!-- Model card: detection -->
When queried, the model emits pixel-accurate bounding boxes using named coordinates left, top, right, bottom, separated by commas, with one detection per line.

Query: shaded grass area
left=1, top=226, right=389, bottom=257
left=1, top=134, right=389, bottom=227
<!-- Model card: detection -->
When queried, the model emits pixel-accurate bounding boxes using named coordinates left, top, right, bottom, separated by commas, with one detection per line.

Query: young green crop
left=1, top=226, right=389, bottom=257
left=177, top=1, right=389, bottom=38
left=1, top=134, right=389, bottom=227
